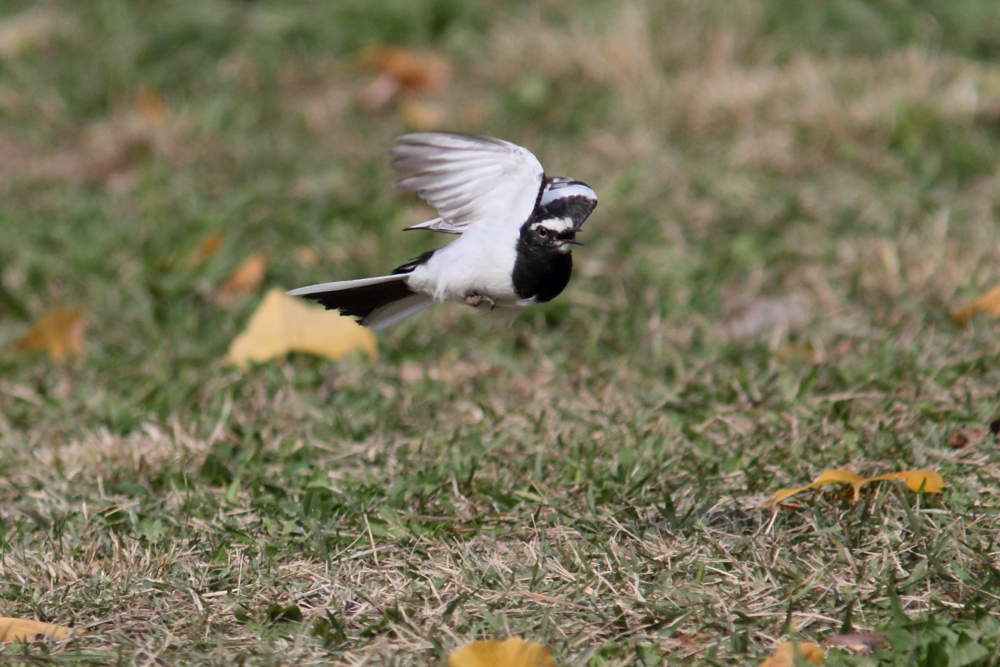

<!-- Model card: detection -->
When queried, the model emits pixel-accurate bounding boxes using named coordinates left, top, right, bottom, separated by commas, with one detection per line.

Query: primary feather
left=391, top=132, right=544, bottom=235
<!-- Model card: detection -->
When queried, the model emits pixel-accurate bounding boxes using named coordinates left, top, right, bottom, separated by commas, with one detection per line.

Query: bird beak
left=557, top=230, right=583, bottom=245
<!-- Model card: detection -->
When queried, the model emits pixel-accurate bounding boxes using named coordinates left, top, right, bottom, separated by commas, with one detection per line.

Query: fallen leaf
left=135, top=87, right=169, bottom=129
left=758, top=641, right=824, bottom=667
left=766, top=468, right=867, bottom=506
left=953, top=284, right=1000, bottom=325
left=359, top=45, right=450, bottom=109
left=949, top=430, right=970, bottom=449
left=226, top=289, right=376, bottom=370
left=764, top=467, right=944, bottom=508
left=219, top=253, right=266, bottom=302
left=449, top=638, right=555, bottom=667
left=361, top=45, right=450, bottom=93
left=13, top=305, right=85, bottom=361
left=0, top=617, right=77, bottom=642
left=186, top=233, right=224, bottom=267
left=867, top=469, right=944, bottom=493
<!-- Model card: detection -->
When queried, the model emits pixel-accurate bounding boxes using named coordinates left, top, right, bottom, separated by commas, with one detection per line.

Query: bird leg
left=464, top=294, right=496, bottom=310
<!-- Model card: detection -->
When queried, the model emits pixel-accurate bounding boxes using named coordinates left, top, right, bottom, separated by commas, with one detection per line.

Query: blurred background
left=3, top=0, right=1000, bottom=384
left=2, top=1, right=1000, bottom=663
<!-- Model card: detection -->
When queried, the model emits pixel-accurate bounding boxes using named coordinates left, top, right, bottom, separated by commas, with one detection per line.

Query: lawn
left=2, top=1, right=1000, bottom=664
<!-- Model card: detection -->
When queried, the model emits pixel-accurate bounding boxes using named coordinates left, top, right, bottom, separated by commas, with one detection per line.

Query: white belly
left=406, top=227, right=521, bottom=305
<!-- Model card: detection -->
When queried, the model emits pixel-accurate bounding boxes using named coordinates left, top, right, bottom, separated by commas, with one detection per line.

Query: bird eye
left=537, top=227, right=548, bottom=237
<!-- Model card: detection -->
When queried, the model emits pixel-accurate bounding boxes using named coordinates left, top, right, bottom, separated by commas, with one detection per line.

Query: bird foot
left=465, top=294, right=496, bottom=310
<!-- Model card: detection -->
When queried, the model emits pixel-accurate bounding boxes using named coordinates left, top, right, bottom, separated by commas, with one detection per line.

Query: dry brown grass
left=3, top=0, right=1000, bottom=664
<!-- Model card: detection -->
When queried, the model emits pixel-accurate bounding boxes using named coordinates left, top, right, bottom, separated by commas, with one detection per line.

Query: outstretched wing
left=391, top=132, right=545, bottom=235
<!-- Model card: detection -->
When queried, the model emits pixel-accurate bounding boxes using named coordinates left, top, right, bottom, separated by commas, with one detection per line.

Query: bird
left=287, top=132, right=597, bottom=330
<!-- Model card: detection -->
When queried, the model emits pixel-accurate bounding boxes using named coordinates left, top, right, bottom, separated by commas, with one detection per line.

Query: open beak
left=557, top=230, right=584, bottom=245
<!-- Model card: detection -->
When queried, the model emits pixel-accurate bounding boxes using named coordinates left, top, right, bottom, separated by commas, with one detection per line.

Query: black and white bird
left=287, top=132, right=597, bottom=329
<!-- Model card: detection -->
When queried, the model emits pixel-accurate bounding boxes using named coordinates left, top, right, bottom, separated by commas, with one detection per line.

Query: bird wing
left=390, top=133, right=545, bottom=235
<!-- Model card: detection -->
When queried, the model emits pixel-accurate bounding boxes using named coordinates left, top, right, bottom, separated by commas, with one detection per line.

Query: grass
left=2, top=0, right=1000, bottom=664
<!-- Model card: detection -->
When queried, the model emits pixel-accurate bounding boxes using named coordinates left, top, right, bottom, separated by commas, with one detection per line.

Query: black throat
left=512, top=234, right=573, bottom=303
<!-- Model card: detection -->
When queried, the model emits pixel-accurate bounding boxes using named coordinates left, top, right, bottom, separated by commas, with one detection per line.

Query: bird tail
left=287, top=274, right=434, bottom=330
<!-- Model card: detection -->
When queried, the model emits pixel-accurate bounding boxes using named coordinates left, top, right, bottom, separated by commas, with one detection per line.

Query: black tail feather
left=300, top=277, right=416, bottom=320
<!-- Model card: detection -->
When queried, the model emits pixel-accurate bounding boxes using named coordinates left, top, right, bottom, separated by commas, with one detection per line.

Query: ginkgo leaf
left=953, top=284, right=1000, bottom=325
left=0, top=617, right=77, bottom=642
left=186, top=233, right=224, bottom=267
left=868, top=469, right=944, bottom=493
left=226, top=289, right=376, bottom=370
left=219, top=253, right=266, bottom=301
left=757, top=641, right=824, bottom=667
left=449, top=638, right=555, bottom=667
left=764, top=468, right=944, bottom=507
left=767, top=468, right=866, bottom=506
left=13, top=305, right=85, bottom=361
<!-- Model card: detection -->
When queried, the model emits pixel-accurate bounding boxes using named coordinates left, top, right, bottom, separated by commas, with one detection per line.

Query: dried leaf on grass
left=948, top=427, right=989, bottom=449
left=757, top=641, right=824, bottom=667
left=226, top=289, right=376, bottom=370
left=0, top=617, right=77, bottom=642
left=135, top=87, right=169, bottom=129
left=13, top=305, right=85, bottom=361
left=449, top=638, right=555, bottom=667
left=186, top=233, right=225, bottom=267
left=953, top=284, right=1000, bottom=325
left=218, top=253, right=266, bottom=302
left=360, top=45, right=450, bottom=109
left=764, top=468, right=944, bottom=507
left=361, top=45, right=450, bottom=93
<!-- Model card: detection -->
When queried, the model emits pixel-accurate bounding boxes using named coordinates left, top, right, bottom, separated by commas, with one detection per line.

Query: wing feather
left=391, top=132, right=545, bottom=235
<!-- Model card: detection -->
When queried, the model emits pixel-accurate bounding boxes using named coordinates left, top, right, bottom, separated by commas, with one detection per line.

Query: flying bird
left=287, top=132, right=597, bottom=329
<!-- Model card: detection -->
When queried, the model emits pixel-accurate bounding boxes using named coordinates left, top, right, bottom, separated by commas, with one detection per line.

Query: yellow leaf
left=811, top=468, right=868, bottom=501
left=219, top=253, right=266, bottom=301
left=135, top=87, right=169, bottom=129
left=953, top=283, right=1000, bottom=325
left=758, top=641, right=824, bottom=667
left=13, top=305, right=85, bottom=362
left=764, top=468, right=944, bottom=508
left=764, top=469, right=866, bottom=507
left=226, top=289, right=376, bottom=370
left=0, top=617, right=77, bottom=642
left=449, top=638, right=555, bottom=667
left=868, top=469, right=944, bottom=493
left=186, top=233, right=224, bottom=267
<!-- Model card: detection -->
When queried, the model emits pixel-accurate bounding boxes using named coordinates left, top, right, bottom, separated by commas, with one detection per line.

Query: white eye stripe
left=529, top=217, right=575, bottom=234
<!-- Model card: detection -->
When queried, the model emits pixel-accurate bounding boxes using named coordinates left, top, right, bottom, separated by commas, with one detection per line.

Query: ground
left=1, top=1, right=1000, bottom=665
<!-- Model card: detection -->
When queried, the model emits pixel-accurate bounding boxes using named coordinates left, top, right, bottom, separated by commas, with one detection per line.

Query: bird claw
left=465, top=294, right=496, bottom=310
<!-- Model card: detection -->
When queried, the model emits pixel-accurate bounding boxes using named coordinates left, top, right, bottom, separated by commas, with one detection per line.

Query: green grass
left=2, top=0, right=1000, bottom=665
